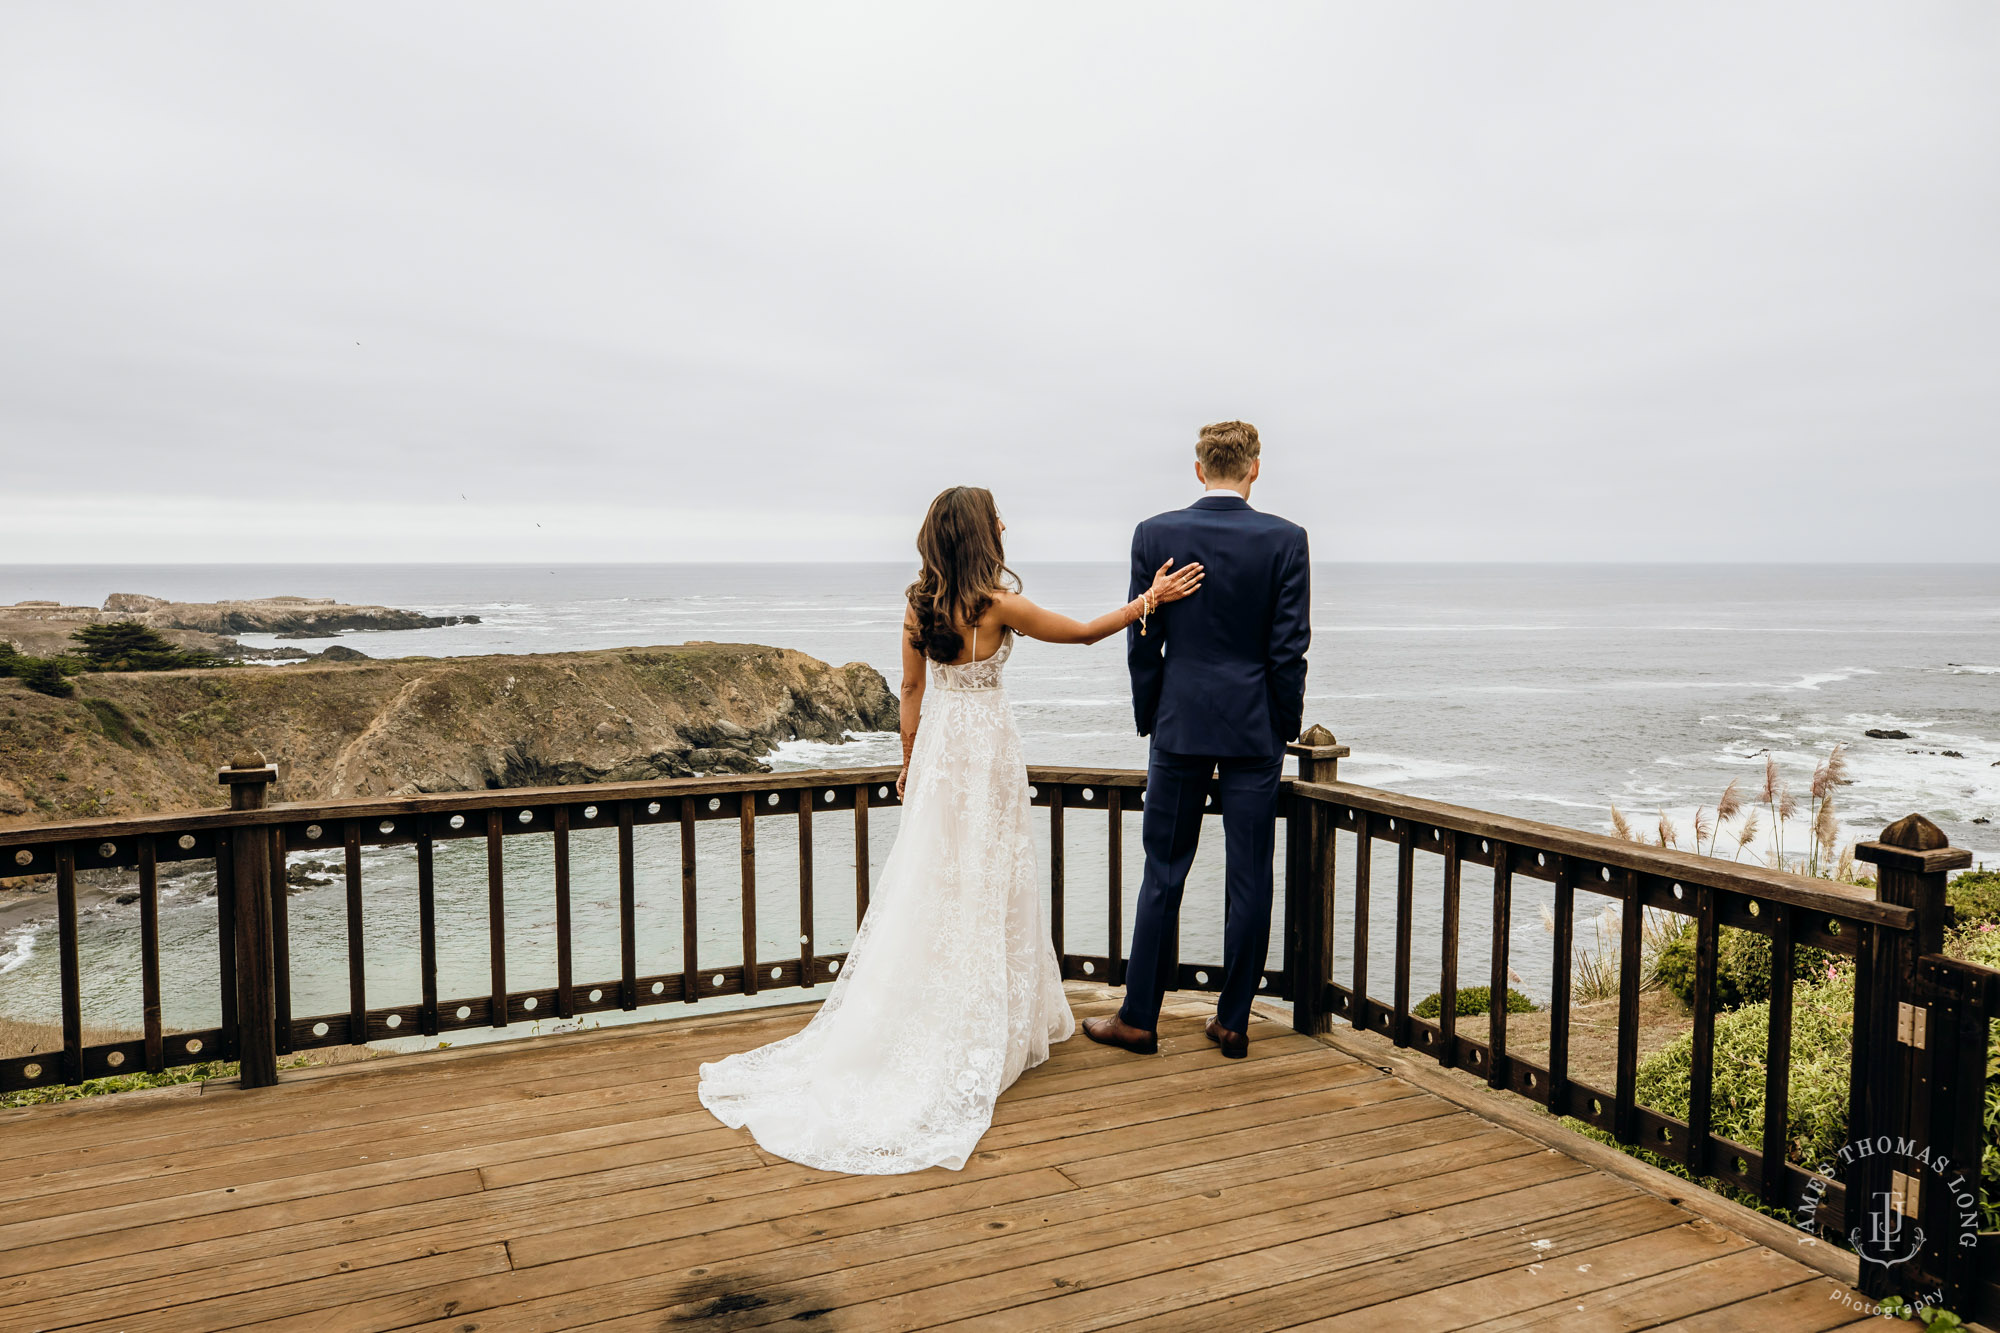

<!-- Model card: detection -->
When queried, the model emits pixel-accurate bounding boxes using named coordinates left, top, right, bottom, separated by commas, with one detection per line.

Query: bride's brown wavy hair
left=906, top=486, right=1020, bottom=664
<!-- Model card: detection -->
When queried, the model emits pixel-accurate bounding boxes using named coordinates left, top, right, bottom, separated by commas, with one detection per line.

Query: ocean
left=3, top=563, right=1996, bottom=1048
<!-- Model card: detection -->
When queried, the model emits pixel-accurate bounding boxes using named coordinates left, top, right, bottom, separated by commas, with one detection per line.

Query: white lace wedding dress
left=697, top=629, right=1075, bottom=1174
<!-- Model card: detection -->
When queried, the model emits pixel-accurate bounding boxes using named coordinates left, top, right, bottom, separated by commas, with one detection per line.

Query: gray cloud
left=3, top=2, right=1995, bottom=562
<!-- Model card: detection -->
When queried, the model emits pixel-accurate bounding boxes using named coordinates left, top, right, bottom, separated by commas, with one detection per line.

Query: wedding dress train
left=697, top=630, right=1075, bottom=1174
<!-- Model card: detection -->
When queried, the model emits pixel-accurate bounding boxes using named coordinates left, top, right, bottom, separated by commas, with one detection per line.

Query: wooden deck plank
left=1647, top=1278, right=1891, bottom=1332
left=1306, top=1217, right=1759, bottom=1330
left=1457, top=1235, right=1826, bottom=1331
left=443, top=1133, right=1560, bottom=1333
left=0, top=983, right=1879, bottom=1333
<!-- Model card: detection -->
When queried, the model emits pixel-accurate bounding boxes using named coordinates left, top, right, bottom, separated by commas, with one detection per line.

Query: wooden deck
left=0, top=984, right=1880, bottom=1332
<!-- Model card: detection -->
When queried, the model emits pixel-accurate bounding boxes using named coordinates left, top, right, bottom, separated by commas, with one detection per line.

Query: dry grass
left=1503, top=988, right=1693, bottom=1091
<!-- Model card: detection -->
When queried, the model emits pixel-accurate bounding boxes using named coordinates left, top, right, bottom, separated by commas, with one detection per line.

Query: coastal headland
left=0, top=593, right=478, bottom=660
left=0, top=642, right=897, bottom=828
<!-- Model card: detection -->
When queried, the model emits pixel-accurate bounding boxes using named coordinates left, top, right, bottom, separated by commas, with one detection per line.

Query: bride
left=697, top=485, right=1204, bottom=1174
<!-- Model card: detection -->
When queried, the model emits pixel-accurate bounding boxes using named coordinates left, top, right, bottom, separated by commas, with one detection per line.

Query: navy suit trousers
left=1118, top=745, right=1284, bottom=1035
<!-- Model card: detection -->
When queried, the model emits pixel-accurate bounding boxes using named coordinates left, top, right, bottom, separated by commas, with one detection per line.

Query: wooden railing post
left=218, top=751, right=280, bottom=1088
left=1286, top=725, right=1350, bottom=1035
left=1851, top=813, right=1969, bottom=1301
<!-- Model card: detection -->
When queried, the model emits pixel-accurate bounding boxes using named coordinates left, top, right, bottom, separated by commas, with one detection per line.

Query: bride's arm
left=993, top=559, right=1204, bottom=647
left=898, top=607, right=926, bottom=797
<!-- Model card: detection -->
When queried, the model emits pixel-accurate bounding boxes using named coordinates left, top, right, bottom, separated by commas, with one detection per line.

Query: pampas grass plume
left=1610, top=806, right=1636, bottom=842
left=1716, top=778, right=1743, bottom=823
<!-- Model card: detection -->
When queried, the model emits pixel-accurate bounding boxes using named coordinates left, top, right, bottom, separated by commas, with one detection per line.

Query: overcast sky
left=2, top=3, right=1995, bottom=564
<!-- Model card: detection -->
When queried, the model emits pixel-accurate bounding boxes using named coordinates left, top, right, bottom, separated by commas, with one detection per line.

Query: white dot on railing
left=1536, top=852, right=1546, bottom=867
left=379, top=820, right=395, bottom=835
left=186, top=1038, right=204, bottom=1054
left=385, top=1014, right=402, bottom=1029
left=878, top=786, right=890, bottom=799
left=1826, top=918, right=1842, bottom=935
left=303, top=826, right=321, bottom=842
left=517, top=810, right=533, bottom=825
left=312, top=1022, right=329, bottom=1037
left=1082, top=961, right=1095, bottom=975
left=524, top=997, right=538, bottom=1011
left=767, top=793, right=779, bottom=807
left=1431, top=829, right=1441, bottom=843
left=709, top=798, right=722, bottom=812
left=449, top=815, right=464, bottom=830
left=1600, top=867, right=1611, bottom=882
left=1081, top=788, right=1094, bottom=801
left=1388, top=819, right=1398, bottom=832
left=22, top=1062, right=41, bottom=1078
left=1672, top=883, right=1684, bottom=900
left=829, top=960, right=841, bottom=974
left=11, top=850, right=29, bottom=867
left=1204, top=795, right=1212, bottom=808
left=456, top=1005, right=471, bottom=1020
left=107, top=1050, right=125, bottom=1067
left=799, top=934, right=809, bottom=944
left=1258, top=977, right=1267, bottom=990
left=583, top=805, right=598, bottom=820
left=1592, top=1097, right=1603, bottom=1114
left=179, top=834, right=197, bottom=850
left=823, top=790, right=835, bottom=803
left=770, top=966, right=782, bottom=980
left=1747, top=900, right=1761, bottom=917
left=1028, top=786, right=1038, bottom=799
left=588, top=988, right=603, bottom=1002
left=649, top=801, right=662, bottom=815
left=651, top=981, right=664, bottom=995
left=1195, top=970, right=1209, bottom=984
left=712, top=974, right=725, bottom=987
left=1481, top=840, right=1490, bottom=854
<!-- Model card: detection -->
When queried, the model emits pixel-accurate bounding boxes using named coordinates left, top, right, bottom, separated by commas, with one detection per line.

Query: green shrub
left=11, top=657, right=74, bottom=697
left=1654, top=920, right=1832, bottom=1012
left=1948, top=869, right=2000, bottom=931
left=1412, top=985, right=1536, bottom=1019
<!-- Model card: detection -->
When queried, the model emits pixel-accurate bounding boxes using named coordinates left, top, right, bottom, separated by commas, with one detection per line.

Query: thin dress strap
left=972, top=624, right=978, bottom=661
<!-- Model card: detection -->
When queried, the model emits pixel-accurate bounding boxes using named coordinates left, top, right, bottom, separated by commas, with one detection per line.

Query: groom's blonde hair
left=1196, top=420, right=1260, bottom=481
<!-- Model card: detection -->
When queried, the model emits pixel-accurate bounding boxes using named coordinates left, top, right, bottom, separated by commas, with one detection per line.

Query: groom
left=1083, top=421, right=1310, bottom=1059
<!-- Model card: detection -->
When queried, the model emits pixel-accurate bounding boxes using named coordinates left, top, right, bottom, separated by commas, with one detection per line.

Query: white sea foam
left=0, top=925, right=38, bottom=976
left=766, top=731, right=900, bottom=771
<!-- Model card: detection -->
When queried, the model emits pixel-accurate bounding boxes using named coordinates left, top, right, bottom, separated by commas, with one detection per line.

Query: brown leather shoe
left=1206, top=1017, right=1248, bottom=1059
left=1082, top=1015, right=1158, bottom=1055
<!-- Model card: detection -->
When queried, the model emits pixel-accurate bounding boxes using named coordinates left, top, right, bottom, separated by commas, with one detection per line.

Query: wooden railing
left=1282, top=737, right=1999, bottom=1318
left=3, top=734, right=1994, bottom=1314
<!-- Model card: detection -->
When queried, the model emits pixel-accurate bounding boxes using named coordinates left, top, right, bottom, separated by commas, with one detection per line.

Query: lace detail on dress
left=696, top=624, right=1072, bottom=1174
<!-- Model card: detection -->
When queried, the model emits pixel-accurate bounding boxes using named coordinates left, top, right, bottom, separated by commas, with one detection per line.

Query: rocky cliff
left=0, top=594, right=476, bottom=658
left=0, top=643, right=897, bottom=827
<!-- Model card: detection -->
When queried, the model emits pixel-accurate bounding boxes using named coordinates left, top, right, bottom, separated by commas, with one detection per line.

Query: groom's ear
left=1248, top=458, right=1261, bottom=484
left=1194, top=460, right=1207, bottom=486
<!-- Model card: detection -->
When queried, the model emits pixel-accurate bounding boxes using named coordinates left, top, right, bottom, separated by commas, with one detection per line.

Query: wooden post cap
left=1856, top=813, right=1970, bottom=874
left=1286, top=723, right=1350, bottom=762
left=218, top=750, right=277, bottom=785
left=1880, top=812, right=1949, bottom=851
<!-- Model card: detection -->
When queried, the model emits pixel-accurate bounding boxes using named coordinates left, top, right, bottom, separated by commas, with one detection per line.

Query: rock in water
left=317, top=644, right=370, bottom=661
left=1864, top=728, right=1911, bottom=740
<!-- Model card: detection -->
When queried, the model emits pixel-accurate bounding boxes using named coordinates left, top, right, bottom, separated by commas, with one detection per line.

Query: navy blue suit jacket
left=1127, top=495, right=1311, bottom=758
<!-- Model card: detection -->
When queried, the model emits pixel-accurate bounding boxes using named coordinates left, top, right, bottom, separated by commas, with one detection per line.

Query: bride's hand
left=1147, top=558, right=1204, bottom=607
left=896, top=766, right=908, bottom=799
